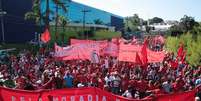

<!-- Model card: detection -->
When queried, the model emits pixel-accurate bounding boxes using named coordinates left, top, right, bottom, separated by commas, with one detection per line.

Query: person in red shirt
left=15, top=75, right=26, bottom=89
left=121, top=74, right=129, bottom=92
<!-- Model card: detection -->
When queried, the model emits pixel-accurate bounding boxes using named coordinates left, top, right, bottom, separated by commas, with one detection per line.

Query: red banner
left=70, top=39, right=108, bottom=56
left=55, top=43, right=100, bottom=61
left=104, top=42, right=118, bottom=57
left=70, top=39, right=107, bottom=45
left=0, top=87, right=196, bottom=101
left=147, top=50, right=165, bottom=63
left=0, top=87, right=40, bottom=101
left=41, top=87, right=152, bottom=101
left=118, top=44, right=165, bottom=63
left=118, top=44, right=142, bottom=62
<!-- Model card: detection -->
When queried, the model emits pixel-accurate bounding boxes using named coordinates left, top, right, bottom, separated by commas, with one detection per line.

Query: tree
left=166, top=33, right=201, bottom=66
left=145, top=25, right=151, bottom=33
left=125, top=14, right=141, bottom=32
left=24, top=0, right=42, bottom=25
left=57, top=15, right=69, bottom=44
left=58, top=16, right=69, bottom=32
left=169, top=25, right=183, bottom=36
left=190, top=22, right=201, bottom=37
left=25, top=0, right=68, bottom=29
left=149, top=17, right=164, bottom=24
left=94, top=19, right=104, bottom=25
left=180, top=15, right=197, bottom=33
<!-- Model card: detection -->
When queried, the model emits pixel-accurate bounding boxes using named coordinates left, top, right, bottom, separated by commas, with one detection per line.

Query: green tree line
left=166, top=22, right=201, bottom=66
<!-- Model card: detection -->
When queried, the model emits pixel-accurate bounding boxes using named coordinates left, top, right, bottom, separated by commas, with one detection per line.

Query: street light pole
left=0, top=0, right=6, bottom=44
left=82, top=9, right=90, bottom=39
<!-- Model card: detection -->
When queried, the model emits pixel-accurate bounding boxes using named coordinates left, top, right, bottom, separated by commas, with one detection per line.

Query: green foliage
left=180, top=15, right=197, bottom=33
left=94, top=19, right=104, bottom=25
left=166, top=32, right=201, bottom=66
left=24, top=0, right=42, bottom=25
left=25, top=0, right=68, bottom=28
left=190, top=22, right=201, bottom=36
left=93, top=30, right=121, bottom=40
left=165, top=37, right=179, bottom=53
left=58, top=15, right=69, bottom=32
left=169, top=15, right=198, bottom=36
left=149, top=17, right=164, bottom=24
left=49, top=26, right=120, bottom=44
left=125, top=14, right=141, bottom=32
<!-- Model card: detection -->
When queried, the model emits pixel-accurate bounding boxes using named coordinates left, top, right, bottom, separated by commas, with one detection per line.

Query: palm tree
left=25, top=0, right=42, bottom=25
left=94, top=19, right=104, bottom=25
left=58, top=15, right=69, bottom=44
left=25, top=0, right=68, bottom=29
left=58, top=15, right=69, bottom=32
left=25, top=0, right=69, bottom=42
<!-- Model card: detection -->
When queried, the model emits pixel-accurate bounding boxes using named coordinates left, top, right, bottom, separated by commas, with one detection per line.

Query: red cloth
left=170, top=60, right=178, bottom=69
left=141, top=39, right=148, bottom=65
left=177, top=44, right=184, bottom=58
left=0, top=87, right=40, bottom=101
left=0, top=87, right=196, bottom=101
left=121, top=78, right=129, bottom=91
left=135, top=52, right=142, bottom=65
left=41, top=28, right=51, bottom=43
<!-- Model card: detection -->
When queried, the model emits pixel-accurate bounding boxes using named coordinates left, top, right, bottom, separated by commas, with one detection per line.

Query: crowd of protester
left=0, top=40, right=201, bottom=100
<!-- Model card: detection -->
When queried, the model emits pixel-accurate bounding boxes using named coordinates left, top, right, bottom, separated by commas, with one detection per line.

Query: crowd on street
left=0, top=39, right=201, bottom=100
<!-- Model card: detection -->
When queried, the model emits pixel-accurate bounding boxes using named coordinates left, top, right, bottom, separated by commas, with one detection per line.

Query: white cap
left=77, top=83, right=84, bottom=88
left=195, top=97, right=200, bottom=101
left=36, top=80, right=42, bottom=84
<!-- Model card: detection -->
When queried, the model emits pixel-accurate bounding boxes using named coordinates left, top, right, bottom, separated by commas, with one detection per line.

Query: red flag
left=177, top=44, right=184, bottom=58
left=181, top=50, right=186, bottom=63
left=135, top=52, right=142, bottom=65
left=41, top=28, right=51, bottom=43
left=141, top=39, right=148, bottom=65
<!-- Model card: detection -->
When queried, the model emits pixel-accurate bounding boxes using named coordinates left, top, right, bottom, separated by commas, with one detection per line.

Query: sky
left=73, top=0, right=201, bottom=21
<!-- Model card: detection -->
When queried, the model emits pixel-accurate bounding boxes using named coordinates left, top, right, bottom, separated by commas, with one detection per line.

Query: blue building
left=0, top=0, right=124, bottom=43
left=0, top=0, right=40, bottom=43
left=41, top=0, right=124, bottom=31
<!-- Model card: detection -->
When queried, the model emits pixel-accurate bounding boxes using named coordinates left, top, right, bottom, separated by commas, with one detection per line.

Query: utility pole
left=82, top=9, right=90, bottom=39
left=0, top=0, right=6, bottom=44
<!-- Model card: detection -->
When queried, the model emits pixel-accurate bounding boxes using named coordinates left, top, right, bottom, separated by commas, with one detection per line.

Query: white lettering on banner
left=71, top=96, right=75, bottom=101
left=88, top=95, right=93, bottom=101
left=20, top=97, right=25, bottom=101
left=102, top=96, right=106, bottom=101
left=53, top=97, right=59, bottom=101
left=11, top=96, right=16, bottom=101
left=79, top=96, right=84, bottom=101
left=8, top=95, right=121, bottom=101
left=96, top=95, right=99, bottom=101
left=61, top=96, right=67, bottom=101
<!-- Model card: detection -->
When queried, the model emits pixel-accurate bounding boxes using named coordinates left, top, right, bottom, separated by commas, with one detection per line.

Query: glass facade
left=41, top=0, right=124, bottom=31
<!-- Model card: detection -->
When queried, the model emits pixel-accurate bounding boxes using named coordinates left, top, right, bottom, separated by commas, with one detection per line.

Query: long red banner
left=0, top=87, right=196, bottom=101
left=56, top=39, right=165, bottom=63
left=118, top=44, right=165, bottom=63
